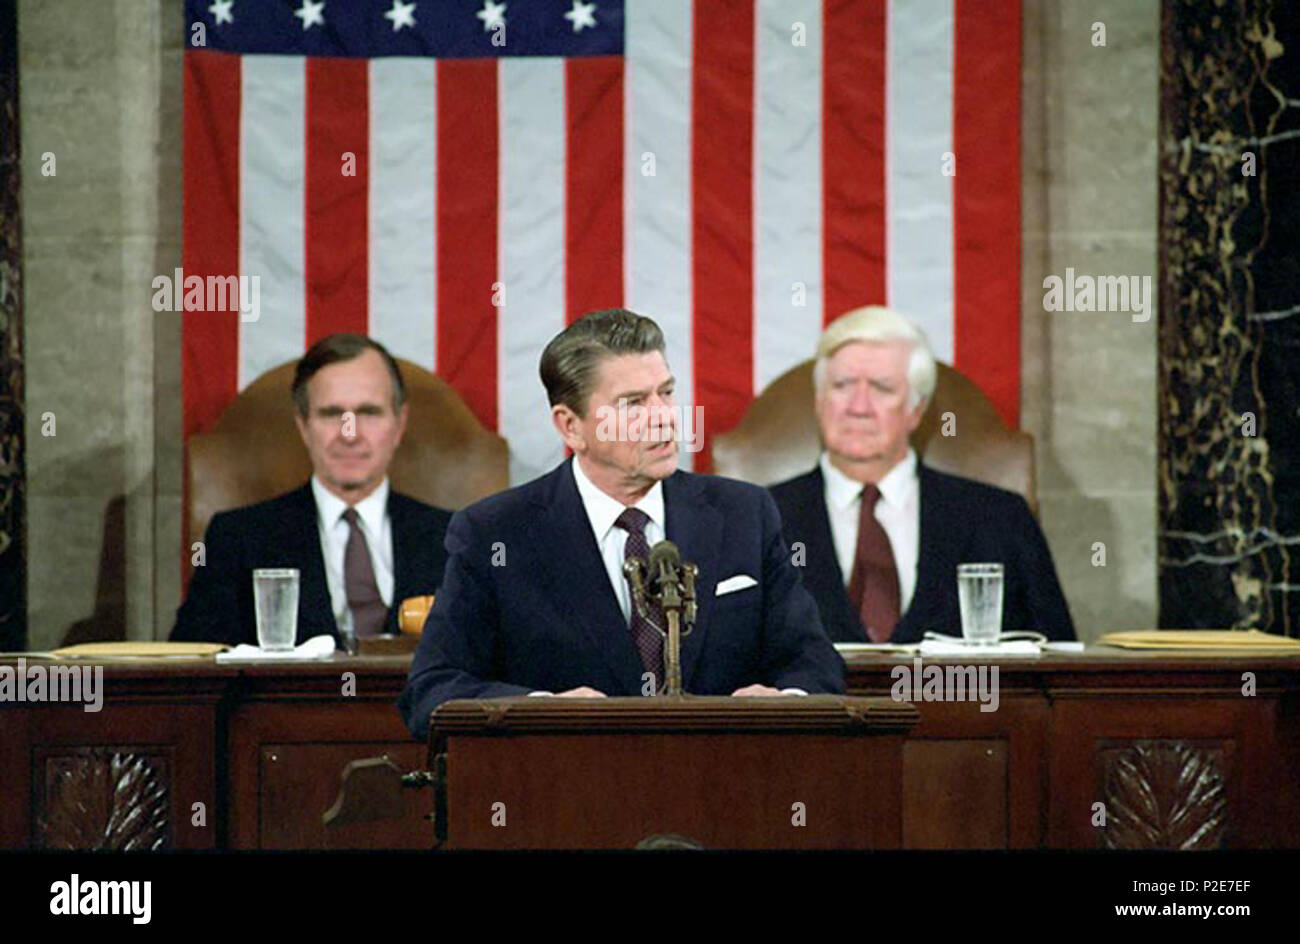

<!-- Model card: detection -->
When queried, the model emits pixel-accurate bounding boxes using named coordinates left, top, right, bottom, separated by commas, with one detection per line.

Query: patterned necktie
left=847, top=485, right=901, bottom=643
left=342, top=508, right=386, bottom=638
left=614, top=507, right=665, bottom=683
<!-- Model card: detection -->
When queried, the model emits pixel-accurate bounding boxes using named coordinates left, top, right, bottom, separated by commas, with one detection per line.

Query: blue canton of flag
left=186, top=0, right=624, bottom=58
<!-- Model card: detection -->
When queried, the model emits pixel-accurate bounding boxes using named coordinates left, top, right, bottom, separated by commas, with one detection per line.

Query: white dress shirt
left=570, top=457, right=665, bottom=623
left=820, top=449, right=920, bottom=614
left=311, top=475, right=396, bottom=634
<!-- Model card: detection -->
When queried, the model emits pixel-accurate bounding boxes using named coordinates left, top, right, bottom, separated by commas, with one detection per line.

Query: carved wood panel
left=1098, top=739, right=1229, bottom=850
left=34, top=747, right=170, bottom=850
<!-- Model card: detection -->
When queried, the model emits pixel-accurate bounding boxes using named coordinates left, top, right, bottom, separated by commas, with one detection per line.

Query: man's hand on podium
left=555, top=686, right=607, bottom=697
left=731, top=684, right=785, bottom=696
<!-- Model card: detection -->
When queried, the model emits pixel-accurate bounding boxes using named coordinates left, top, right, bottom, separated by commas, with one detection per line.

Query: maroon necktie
left=847, top=485, right=900, bottom=643
left=614, top=507, right=665, bottom=682
left=343, top=508, right=386, bottom=638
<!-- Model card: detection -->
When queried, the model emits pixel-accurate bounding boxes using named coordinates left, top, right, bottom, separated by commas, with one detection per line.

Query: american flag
left=183, top=0, right=1021, bottom=486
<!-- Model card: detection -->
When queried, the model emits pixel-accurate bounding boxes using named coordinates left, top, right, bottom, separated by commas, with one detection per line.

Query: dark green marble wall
left=1159, top=0, right=1300, bottom=635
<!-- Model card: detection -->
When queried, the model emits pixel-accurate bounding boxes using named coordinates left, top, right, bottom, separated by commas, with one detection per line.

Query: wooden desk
left=844, top=650, right=1300, bottom=849
left=0, top=656, right=421, bottom=851
left=3, top=649, right=1298, bottom=849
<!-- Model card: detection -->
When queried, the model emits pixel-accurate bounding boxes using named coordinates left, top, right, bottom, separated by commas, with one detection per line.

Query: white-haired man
left=770, top=306, right=1075, bottom=643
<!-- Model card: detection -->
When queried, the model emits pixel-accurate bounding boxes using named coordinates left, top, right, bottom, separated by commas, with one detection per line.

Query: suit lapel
left=287, top=484, right=338, bottom=637
left=663, top=472, right=724, bottom=689
left=797, top=469, right=866, bottom=643
left=533, top=462, right=645, bottom=693
left=897, top=465, right=945, bottom=639
left=387, top=493, right=414, bottom=606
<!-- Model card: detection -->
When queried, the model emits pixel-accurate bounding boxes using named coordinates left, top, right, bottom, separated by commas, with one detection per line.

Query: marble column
left=1158, top=0, right=1300, bottom=635
left=19, top=0, right=184, bottom=648
left=0, top=0, right=24, bottom=651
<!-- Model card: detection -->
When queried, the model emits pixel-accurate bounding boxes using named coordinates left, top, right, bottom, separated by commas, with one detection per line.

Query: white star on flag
left=476, top=0, right=506, bottom=32
left=384, top=0, right=416, bottom=32
left=564, top=0, right=597, bottom=33
left=294, top=0, right=325, bottom=31
left=209, top=0, right=234, bottom=26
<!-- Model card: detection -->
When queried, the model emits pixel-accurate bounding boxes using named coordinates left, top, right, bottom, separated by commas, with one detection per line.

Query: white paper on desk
left=1042, top=641, right=1086, bottom=653
left=918, top=640, right=1043, bottom=657
left=834, top=642, right=920, bottom=655
left=214, top=635, right=336, bottom=663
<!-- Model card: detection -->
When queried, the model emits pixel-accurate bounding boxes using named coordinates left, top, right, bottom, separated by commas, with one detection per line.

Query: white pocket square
left=715, top=574, right=758, bottom=596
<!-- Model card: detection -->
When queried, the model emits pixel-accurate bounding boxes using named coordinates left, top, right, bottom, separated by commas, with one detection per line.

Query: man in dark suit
left=770, top=307, right=1075, bottom=644
left=172, top=334, right=451, bottom=648
left=400, top=310, right=843, bottom=739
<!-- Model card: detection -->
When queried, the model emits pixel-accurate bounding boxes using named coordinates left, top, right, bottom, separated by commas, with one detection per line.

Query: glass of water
left=957, top=563, right=1003, bottom=646
left=253, top=568, right=299, bottom=651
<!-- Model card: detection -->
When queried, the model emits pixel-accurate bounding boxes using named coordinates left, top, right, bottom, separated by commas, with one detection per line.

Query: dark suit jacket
left=171, top=483, right=452, bottom=647
left=399, top=460, right=845, bottom=739
left=770, top=464, right=1075, bottom=644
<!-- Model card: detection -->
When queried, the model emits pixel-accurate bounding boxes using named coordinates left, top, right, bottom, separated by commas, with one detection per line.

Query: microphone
left=681, top=562, right=698, bottom=626
left=640, top=541, right=695, bottom=697
left=622, top=557, right=647, bottom=602
left=647, top=540, right=681, bottom=594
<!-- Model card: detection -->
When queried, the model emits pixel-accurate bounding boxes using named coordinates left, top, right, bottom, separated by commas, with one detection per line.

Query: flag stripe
left=183, top=50, right=241, bottom=439
left=754, top=0, right=823, bottom=393
left=305, top=58, right=369, bottom=342
left=182, top=49, right=241, bottom=583
left=239, top=55, right=306, bottom=387
left=886, top=0, right=955, bottom=361
left=367, top=58, right=437, bottom=371
left=436, top=59, right=499, bottom=431
left=953, top=0, right=1021, bottom=428
left=624, top=0, right=695, bottom=469
left=565, top=57, right=625, bottom=320
left=823, top=0, right=886, bottom=323
left=500, top=59, right=566, bottom=486
left=691, top=0, right=755, bottom=473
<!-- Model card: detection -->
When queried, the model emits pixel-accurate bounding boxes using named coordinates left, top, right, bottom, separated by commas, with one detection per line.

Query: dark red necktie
left=614, top=507, right=665, bottom=682
left=343, top=508, right=386, bottom=638
left=847, top=485, right=900, bottom=643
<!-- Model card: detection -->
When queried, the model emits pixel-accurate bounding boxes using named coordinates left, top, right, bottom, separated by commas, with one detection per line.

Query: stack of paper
left=834, top=640, right=1085, bottom=657
left=918, top=639, right=1043, bottom=657
left=1098, top=630, right=1300, bottom=651
left=48, top=641, right=227, bottom=660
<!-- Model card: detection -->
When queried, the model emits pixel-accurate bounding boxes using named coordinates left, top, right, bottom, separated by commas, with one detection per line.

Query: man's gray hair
left=812, top=306, right=937, bottom=409
left=539, top=309, right=666, bottom=417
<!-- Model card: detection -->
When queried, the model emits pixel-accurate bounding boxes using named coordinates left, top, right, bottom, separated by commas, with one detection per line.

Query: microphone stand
left=624, top=549, right=698, bottom=696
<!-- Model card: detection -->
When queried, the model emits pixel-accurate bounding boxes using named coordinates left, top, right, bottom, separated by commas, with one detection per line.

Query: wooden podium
left=425, top=695, right=919, bottom=850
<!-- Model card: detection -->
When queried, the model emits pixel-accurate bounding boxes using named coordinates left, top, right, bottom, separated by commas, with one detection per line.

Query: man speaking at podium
left=400, top=310, right=844, bottom=738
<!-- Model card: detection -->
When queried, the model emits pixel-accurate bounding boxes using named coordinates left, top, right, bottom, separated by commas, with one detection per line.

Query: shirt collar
left=571, top=457, right=666, bottom=542
left=311, top=475, right=390, bottom=534
left=819, top=449, right=918, bottom=508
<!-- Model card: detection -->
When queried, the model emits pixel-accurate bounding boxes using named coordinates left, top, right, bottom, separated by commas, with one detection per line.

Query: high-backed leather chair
left=186, top=358, right=509, bottom=573
left=712, top=360, right=1036, bottom=515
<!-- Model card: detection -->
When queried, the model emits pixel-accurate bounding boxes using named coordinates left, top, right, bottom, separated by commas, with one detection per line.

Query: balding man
left=770, top=307, right=1075, bottom=644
